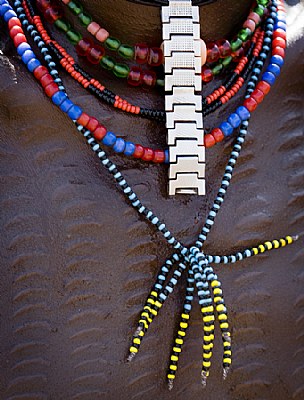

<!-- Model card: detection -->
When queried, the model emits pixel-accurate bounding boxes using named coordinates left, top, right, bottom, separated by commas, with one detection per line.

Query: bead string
left=1, top=0, right=295, bottom=390
left=16, top=0, right=284, bottom=163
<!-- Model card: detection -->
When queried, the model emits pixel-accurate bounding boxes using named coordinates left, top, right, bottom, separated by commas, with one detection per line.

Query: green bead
left=105, top=37, right=121, bottom=51
left=118, top=44, right=134, bottom=60
left=100, top=55, right=115, bottom=70
left=212, top=64, right=223, bottom=75
left=221, top=56, right=232, bottom=67
left=254, top=5, right=265, bottom=17
left=66, top=29, right=82, bottom=45
left=257, top=0, right=268, bottom=6
left=54, top=18, right=70, bottom=33
left=238, top=28, right=252, bottom=42
left=231, top=38, right=242, bottom=52
left=156, top=79, right=165, bottom=87
left=78, top=12, right=92, bottom=27
left=113, top=63, right=130, bottom=78
left=67, top=0, right=83, bottom=15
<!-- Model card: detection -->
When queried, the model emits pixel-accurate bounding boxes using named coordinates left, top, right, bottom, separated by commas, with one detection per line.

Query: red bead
left=75, top=38, right=92, bottom=57
left=147, top=47, right=163, bottom=67
left=34, top=65, right=49, bottom=80
left=211, top=128, right=224, bottom=143
left=204, top=133, right=216, bottom=148
left=8, top=17, right=21, bottom=30
left=206, top=41, right=220, bottom=63
left=272, top=37, right=286, bottom=49
left=232, top=46, right=245, bottom=61
left=142, top=147, right=154, bottom=161
left=256, top=80, right=271, bottom=95
left=141, top=70, right=156, bottom=88
left=133, top=144, right=144, bottom=158
left=201, top=65, right=213, bottom=83
left=44, top=7, right=62, bottom=23
left=86, top=117, right=99, bottom=132
left=273, top=29, right=286, bottom=40
left=13, top=33, right=26, bottom=47
left=153, top=150, right=165, bottom=163
left=9, top=25, right=23, bottom=39
left=87, top=45, right=105, bottom=64
left=36, top=0, right=52, bottom=12
left=272, top=46, right=285, bottom=58
left=44, top=82, right=59, bottom=97
left=217, top=39, right=231, bottom=58
left=127, top=66, right=143, bottom=87
left=243, top=18, right=256, bottom=32
left=134, top=43, right=149, bottom=64
left=93, top=124, right=107, bottom=140
left=77, top=112, right=90, bottom=127
left=40, top=73, right=54, bottom=88
left=244, top=97, right=258, bottom=112
left=251, top=88, right=264, bottom=104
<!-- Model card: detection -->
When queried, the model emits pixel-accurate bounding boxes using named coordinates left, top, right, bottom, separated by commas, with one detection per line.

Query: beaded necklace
left=0, top=0, right=297, bottom=390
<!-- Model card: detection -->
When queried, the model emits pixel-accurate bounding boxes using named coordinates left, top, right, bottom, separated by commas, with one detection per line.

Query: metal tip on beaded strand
left=223, top=366, right=230, bottom=380
left=201, top=370, right=208, bottom=387
left=127, top=352, right=136, bottom=362
left=292, top=235, right=299, bottom=241
left=168, top=379, right=174, bottom=391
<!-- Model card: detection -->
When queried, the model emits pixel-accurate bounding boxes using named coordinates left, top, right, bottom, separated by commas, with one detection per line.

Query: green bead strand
left=66, top=29, right=82, bottom=45
left=105, top=37, right=121, bottom=51
left=113, top=63, right=130, bottom=78
left=67, top=0, right=83, bottom=15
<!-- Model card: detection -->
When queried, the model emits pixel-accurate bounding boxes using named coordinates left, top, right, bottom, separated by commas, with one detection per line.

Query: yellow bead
left=173, top=347, right=181, bottom=353
left=176, top=338, right=183, bottom=345
left=218, top=314, right=227, bottom=321
left=178, top=330, right=186, bottom=337
left=180, top=322, right=188, bottom=329
left=167, top=374, right=175, bottom=380
left=204, top=334, right=214, bottom=341
left=224, top=350, right=232, bottom=356
left=139, top=319, right=148, bottom=329
left=171, top=355, right=178, bottom=361
left=224, top=341, right=231, bottom=347
left=204, top=325, right=214, bottom=332
left=264, top=241, right=272, bottom=250
left=147, top=298, right=154, bottom=305
left=213, top=288, right=222, bottom=295
left=286, top=235, right=292, bottom=244
left=151, top=291, right=158, bottom=298
left=139, top=330, right=144, bottom=337
left=203, top=344, right=213, bottom=350
left=182, top=313, right=190, bottom=320
left=216, top=304, right=226, bottom=312
left=252, top=247, right=258, bottom=255
left=203, top=361, right=211, bottom=368
left=211, top=280, right=220, bottom=288
left=201, top=306, right=213, bottom=313
left=170, top=365, right=177, bottom=371
left=204, top=352, right=212, bottom=359
left=133, top=338, right=141, bottom=345
left=220, top=322, right=229, bottom=329
left=214, top=296, right=222, bottom=303
left=280, top=239, right=286, bottom=246
left=130, top=346, right=138, bottom=353
left=273, top=240, right=280, bottom=248
left=203, top=315, right=215, bottom=323
left=150, top=309, right=158, bottom=316
left=155, top=300, right=162, bottom=308
left=223, top=358, right=232, bottom=364
left=258, top=244, right=265, bottom=253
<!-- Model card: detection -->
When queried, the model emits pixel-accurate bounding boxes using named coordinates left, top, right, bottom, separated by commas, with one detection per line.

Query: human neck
left=80, top=0, right=253, bottom=44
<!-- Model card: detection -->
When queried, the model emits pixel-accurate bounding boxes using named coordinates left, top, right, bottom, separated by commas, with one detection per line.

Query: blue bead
left=228, top=113, right=241, bottom=128
left=268, top=63, right=280, bottom=77
left=113, top=138, right=125, bottom=153
left=4, top=9, right=17, bottom=20
left=60, top=98, right=74, bottom=113
left=236, top=106, right=250, bottom=121
left=124, top=141, right=136, bottom=156
left=164, top=149, right=169, bottom=164
left=102, top=132, right=117, bottom=147
left=52, top=91, right=67, bottom=106
left=274, top=21, right=286, bottom=31
left=21, top=50, right=35, bottom=64
left=262, top=71, right=276, bottom=86
left=17, top=42, right=31, bottom=56
left=220, top=121, right=234, bottom=137
left=67, top=105, right=83, bottom=120
left=27, top=58, right=41, bottom=72
left=0, top=4, right=11, bottom=16
left=271, top=55, right=284, bottom=67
